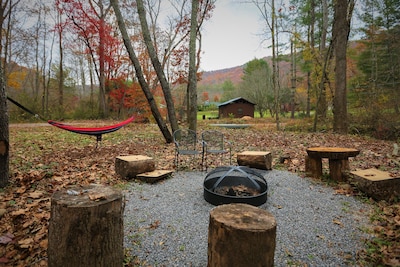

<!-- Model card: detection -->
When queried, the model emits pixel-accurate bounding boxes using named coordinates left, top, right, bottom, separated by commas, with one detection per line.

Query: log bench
left=350, top=168, right=400, bottom=201
left=237, top=151, right=272, bottom=170
left=305, top=147, right=360, bottom=182
left=115, top=155, right=156, bottom=179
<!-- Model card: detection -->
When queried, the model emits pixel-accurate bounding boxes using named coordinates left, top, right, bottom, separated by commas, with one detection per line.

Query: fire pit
left=203, top=166, right=268, bottom=206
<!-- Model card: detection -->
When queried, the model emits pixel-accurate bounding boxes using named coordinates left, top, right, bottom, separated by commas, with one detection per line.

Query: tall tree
left=0, top=0, right=20, bottom=188
left=57, top=0, right=115, bottom=117
left=187, top=0, right=199, bottom=131
left=332, top=0, right=354, bottom=133
left=240, top=59, right=273, bottom=117
left=357, top=0, right=400, bottom=115
left=136, top=0, right=179, bottom=134
left=111, top=0, right=173, bottom=142
left=251, top=0, right=281, bottom=129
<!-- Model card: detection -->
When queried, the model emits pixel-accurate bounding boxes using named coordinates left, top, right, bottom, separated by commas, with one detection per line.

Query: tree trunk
left=271, top=0, right=280, bottom=131
left=208, top=203, right=276, bottom=267
left=0, top=61, right=8, bottom=188
left=136, top=0, right=179, bottom=134
left=58, top=19, right=64, bottom=118
left=98, top=3, right=108, bottom=118
left=187, top=0, right=199, bottom=131
left=48, top=184, right=124, bottom=267
left=332, top=0, right=353, bottom=134
left=111, top=0, right=173, bottom=143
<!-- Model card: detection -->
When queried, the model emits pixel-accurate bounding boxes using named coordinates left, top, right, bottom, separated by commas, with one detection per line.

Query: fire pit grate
left=203, top=166, right=268, bottom=206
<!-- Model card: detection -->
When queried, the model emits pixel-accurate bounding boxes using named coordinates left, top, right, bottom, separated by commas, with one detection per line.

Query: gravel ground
left=123, top=169, right=372, bottom=266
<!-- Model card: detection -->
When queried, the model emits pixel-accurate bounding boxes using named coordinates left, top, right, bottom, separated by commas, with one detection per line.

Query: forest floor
left=1, top=118, right=399, bottom=266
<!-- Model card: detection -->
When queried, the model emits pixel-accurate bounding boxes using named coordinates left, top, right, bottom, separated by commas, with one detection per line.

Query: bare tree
left=111, top=0, right=173, bottom=142
left=187, top=0, right=198, bottom=131
left=250, top=0, right=281, bottom=129
left=136, top=0, right=179, bottom=134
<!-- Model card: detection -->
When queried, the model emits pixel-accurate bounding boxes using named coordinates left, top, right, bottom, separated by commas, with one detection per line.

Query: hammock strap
left=7, top=96, right=47, bottom=121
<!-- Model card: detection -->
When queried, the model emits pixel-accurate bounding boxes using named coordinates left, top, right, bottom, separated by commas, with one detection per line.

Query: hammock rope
left=7, top=96, right=134, bottom=147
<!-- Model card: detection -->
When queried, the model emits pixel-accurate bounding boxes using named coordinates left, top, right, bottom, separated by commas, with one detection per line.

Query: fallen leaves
left=1, top=121, right=399, bottom=266
left=332, top=218, right=344, bottom=227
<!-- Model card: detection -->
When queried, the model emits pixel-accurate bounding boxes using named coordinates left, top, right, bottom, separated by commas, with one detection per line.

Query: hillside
left=199, top=56, right=292, bottom=87
left=199, top=65, right=244, bottom=86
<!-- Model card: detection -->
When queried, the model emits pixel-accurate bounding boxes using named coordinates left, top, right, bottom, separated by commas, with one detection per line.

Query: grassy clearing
left=4, top=118, right=400, bottom=266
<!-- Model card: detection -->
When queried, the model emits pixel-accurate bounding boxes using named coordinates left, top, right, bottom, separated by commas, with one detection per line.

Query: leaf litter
left=1, top=120, right=399, bottom=266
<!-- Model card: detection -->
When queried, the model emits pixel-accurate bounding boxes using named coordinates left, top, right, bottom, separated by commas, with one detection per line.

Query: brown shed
left=218, top=97, right=255, bottom=118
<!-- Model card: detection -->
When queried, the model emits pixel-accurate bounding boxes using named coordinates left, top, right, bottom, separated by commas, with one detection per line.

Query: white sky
left=200, top=0, right=271, bottom=71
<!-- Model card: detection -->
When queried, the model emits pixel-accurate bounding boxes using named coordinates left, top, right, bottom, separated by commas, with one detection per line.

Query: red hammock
left=48, top=116, right=135, bottom=145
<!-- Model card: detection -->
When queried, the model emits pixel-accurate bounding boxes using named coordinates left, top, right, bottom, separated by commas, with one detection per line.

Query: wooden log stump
left=115, top=155, right=156, bottom=179
left=208, top=203, right=276, bottom=267
left=48, top=184, right=124, bottom=267
left=305, top=155, right=322, bottom=178
left=237, top=151, right=272, bottom=170
left=136, top=169, right=174, bottom=183
left=350, top=168, right=400, bottom=201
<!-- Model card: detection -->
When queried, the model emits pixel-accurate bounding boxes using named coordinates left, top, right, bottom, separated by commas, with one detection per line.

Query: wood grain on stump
left=115, top=155, right=155, bottom=179
left=350, top=168, right=400, bottom=201
left=48, top=184, right=124, bottom=267
left=208, top=203, right=276, bottom=267
left=237, top=151, right=272, bottom=170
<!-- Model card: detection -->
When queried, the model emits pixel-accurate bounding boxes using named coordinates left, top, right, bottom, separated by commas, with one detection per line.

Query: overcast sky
left=200, top=0, right=271, bottom=71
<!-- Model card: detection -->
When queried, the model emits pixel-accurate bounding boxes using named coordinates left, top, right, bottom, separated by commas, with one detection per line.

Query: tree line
left=0, top=0, right=399, bottom=187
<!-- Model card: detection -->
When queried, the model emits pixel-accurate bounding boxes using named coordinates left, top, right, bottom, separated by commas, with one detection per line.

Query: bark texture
left=208, top=203, right=276, bottom=267
left=48, top=184, right=124, bottom=267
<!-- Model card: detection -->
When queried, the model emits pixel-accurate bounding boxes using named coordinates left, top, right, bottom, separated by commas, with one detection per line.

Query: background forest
left=0, top=0, right=399, bottom=141
left=0, top=1, right=399, bottom=265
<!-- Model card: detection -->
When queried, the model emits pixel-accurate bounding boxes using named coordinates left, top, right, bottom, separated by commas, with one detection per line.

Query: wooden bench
left=115, top=155, right=155, bottom=179
left=237, top=151, right=272, bottom=170
left=305, top=147, right=360, bottom=181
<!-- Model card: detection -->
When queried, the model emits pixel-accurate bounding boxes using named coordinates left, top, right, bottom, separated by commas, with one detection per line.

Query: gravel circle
left=123, top=169, right=372, bottom=266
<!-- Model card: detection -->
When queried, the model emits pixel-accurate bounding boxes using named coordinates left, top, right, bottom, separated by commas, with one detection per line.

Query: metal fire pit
left=203, top=166, right=268, bottom=206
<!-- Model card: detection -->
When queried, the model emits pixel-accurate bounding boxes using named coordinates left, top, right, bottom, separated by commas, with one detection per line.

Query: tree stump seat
left=48, top=184, right=124, bottom=267
left=237, top=151, right=272, bottom=170
left=208, top=203, right=276, bottom=267
left=306, top=147, right=360, bottom=181
left=350, top=168, right=400, bottom=201
left=115, top=155, right=156, bottom=179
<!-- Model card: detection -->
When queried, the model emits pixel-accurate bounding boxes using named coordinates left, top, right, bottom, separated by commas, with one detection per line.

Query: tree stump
left=237, top=151, right=272, bottom=170
left=350, top=168, right=400, bottom=201
left=115, top=155, right=156, bottom=179
left=48, top=184, right=124, bottom=267
left=208, top=203, right=276, bottom=267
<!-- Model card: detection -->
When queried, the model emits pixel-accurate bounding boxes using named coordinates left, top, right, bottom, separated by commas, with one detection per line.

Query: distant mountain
left=198, top=56, right=292, bottom=87
left=199, top=65, right=245, bottom=86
